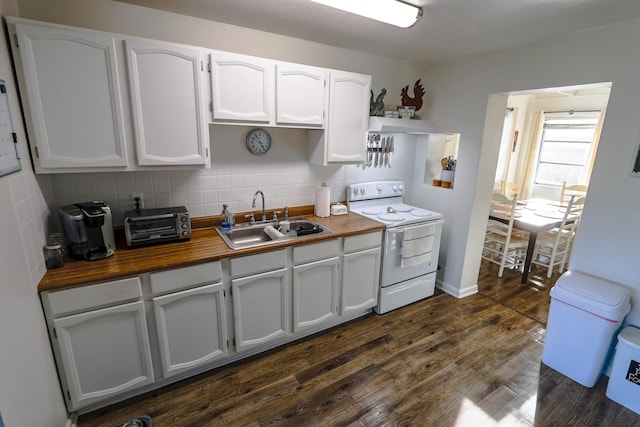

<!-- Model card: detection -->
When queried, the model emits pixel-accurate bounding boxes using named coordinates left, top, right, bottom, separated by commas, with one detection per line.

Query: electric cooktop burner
left=410, top=208, right=434, bottom=217
left=362, top=208, right=383, bottom=215
left=378, top=213, right=404, bottom=222
left=388, top=204, right=413, bottom=212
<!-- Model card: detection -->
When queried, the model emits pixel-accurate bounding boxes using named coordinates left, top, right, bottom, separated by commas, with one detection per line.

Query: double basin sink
left=215, top=216, right=332, bottom=250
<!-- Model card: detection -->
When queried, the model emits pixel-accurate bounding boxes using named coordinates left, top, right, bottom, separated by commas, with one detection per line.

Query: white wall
left=0, top=1, right=69, bottom=426
left=414, top=17, right=640, bottom=322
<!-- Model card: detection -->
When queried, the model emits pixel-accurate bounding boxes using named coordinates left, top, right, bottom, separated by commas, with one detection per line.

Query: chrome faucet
left=252, top=190, right=266, bottom=222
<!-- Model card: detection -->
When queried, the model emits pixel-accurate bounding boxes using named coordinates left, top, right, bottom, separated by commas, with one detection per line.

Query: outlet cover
left=130, top=193, right=144, bottom=210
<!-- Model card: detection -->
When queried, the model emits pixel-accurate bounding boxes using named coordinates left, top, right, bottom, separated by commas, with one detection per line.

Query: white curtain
left=520, top=111, right=544, bottom=199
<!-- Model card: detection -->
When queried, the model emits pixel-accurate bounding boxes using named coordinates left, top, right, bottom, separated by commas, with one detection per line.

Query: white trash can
left=542, top=271, right=631, bottom=387
left=606, top=326, right=640, bottom=414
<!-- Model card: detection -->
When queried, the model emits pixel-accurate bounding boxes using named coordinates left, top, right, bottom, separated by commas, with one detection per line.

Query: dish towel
left=401, top=223, right=435, bottom=268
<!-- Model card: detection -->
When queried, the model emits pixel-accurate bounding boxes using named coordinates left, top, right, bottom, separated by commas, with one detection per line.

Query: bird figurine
left=401, top=79, right=425, bottom=111
left=370, top=88, right=386, bottom=116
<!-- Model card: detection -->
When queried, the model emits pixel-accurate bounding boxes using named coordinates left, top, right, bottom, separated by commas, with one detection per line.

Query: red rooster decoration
left=401, top=79, right=425, bottom=111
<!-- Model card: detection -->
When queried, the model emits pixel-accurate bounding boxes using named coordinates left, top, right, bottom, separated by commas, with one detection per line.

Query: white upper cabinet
left=8, top=18, right=371, bottom=173
left=126, top=39, right=209, bottom=166
left=210, top=51, right=274, bottom=124
left=308, top=70, right=371, bottom=165
left=275, top=63, right=325, bottom=127
left=10, top=22, right=129, bottom=170
left=326, top=71, right=371, bottom=163
left=210, top=53, right=327, bottom=128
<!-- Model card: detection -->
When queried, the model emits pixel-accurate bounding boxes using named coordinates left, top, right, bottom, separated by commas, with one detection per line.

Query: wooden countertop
left=38, top=212, right=384, bottom=293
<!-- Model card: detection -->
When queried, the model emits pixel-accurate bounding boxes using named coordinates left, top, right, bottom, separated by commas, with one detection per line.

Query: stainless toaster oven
left=123, top=206, right=191, bottom=247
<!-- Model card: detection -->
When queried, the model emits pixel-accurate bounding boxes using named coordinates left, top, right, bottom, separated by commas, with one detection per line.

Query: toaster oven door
left=125, top=215, right=180, bottom=246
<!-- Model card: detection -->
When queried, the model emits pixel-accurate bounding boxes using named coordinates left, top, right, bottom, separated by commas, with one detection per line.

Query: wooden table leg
left=522, top=231, right=538, bottom=283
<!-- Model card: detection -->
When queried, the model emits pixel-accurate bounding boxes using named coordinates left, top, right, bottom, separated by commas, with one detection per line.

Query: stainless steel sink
left=215, top=216, right=332, bottom=250
left=287, top=219, right=316, bottom=230
left=223, top=226, right=273, bottom=246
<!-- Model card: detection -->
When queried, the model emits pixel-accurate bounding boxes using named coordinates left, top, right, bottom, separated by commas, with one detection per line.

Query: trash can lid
left=551, top=271, right=631, bottom=321
left=617, top=326, right=640, bottom=351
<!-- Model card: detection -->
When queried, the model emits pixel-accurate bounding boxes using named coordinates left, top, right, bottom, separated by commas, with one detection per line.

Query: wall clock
left=246, top=128, right=272, bottom=155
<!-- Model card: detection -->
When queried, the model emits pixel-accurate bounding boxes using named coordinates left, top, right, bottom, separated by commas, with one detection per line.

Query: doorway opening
left=481, top=82, right=611, bottom=284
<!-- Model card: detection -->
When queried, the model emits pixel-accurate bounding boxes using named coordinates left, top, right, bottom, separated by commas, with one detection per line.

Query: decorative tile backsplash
left=9, top=171, right=51, bottom=290
left=47, top=128, right=416, bottom=226
left=50, top=166, right=344, bottom=225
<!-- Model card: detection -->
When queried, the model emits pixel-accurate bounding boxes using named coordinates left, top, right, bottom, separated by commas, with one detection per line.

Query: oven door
left=381, top=219, right=443, bottom=287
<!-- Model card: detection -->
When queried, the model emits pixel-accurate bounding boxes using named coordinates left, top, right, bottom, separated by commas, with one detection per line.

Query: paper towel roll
left=314, top=185, right=331, bottom=217
left=263, top=225, right=286, bottom=240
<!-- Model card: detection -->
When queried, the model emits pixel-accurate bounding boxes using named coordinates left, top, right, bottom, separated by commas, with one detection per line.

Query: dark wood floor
left=79, top=262, right=640, bottom=426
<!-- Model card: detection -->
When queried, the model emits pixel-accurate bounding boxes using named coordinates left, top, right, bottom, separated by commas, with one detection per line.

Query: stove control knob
left=360, top=187, right=366, bottom=195
left=377, top=184, right=383, bottom=192
left=398, top=184, right=404, bottom=193
left=352, top=188, right=359, bottom=198
left=392, top=184, right=398, bottom=191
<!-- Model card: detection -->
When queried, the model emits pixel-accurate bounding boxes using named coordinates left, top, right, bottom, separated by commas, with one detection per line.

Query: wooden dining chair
left=532, top=195, right=585, bottom=278
left=560, top=182, right=587, bottom=204
left=483, top=193, right=530, bottom=277
left=504, top=182, right=519, bottom=199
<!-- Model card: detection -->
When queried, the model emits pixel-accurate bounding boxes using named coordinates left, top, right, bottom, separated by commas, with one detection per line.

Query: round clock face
left=246, top=128, right=272, bottom=155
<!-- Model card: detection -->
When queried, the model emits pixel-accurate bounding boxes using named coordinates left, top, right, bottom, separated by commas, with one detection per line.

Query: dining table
left=488, top=199, right=577, bottom=284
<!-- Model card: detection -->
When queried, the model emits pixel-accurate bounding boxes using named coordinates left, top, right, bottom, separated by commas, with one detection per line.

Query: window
left=534, top=111, right=600, bottom=187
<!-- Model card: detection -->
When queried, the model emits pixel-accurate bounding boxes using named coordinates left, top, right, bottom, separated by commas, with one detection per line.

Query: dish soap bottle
left=221, top=204, right=231, bottom=231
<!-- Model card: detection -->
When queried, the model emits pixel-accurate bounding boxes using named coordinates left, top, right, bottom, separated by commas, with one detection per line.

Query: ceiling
left=117, top=0, right=640, bottom=66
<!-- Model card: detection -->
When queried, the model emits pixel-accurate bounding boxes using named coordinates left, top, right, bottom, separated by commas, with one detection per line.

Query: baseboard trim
left=436, top=279, right=478, bottom=298
left=66, top=412, right=77, bottom=427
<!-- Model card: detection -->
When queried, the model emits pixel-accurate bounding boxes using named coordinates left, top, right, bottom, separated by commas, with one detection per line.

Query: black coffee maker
left=58, top=201, right=116, bottom=260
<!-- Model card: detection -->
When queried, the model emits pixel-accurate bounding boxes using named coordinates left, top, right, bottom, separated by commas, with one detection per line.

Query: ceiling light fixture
left=310, top=0, right=423, bottom=28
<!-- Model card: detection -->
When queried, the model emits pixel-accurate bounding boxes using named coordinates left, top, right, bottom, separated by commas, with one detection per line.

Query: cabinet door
left=126, top=39, right=208, bottom=165
left=276, top=63, right=325, bottom=127
left=53, top=301, right=153, bottom=410
left=326, top=71, right=371, bottom=162
left=342, top=247, right=380, bottom=315
left=12, top=23, right=128, bottom=170
left=153, top=282, right=227, bottom=378
left=211, top=52, right=274, bottom=123
left=293, top=257, right=339, bottom=332
left=232, top=268, right=290, bottom=352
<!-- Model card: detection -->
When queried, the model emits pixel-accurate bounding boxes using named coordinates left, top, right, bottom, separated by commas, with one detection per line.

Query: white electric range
left=347, top=181, right=444, bottom=314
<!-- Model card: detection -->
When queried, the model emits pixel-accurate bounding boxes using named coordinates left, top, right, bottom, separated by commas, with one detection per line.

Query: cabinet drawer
left=293, top=239, right=339, bottom=265
left=149, top=261, right=222, bottom=296
left=45, top=277, right=142, bottom=317
left=231, top=249, right=287, bottom=278
left=344, top=231, right=383, bottom=253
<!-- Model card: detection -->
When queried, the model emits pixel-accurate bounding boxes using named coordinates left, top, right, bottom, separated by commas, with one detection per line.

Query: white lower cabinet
left=231, top=267, right=291, bottom=352
left=341, top=232, right=382, bottom=315
left=152, top=282, right=227, bottom=378
left=52, top=300, right=154, bottom=410
left=41, top=232, right=383, bottom=413
left=292, top=240, right=340, bottom=332
left=293, top=257, right=339, bottom=332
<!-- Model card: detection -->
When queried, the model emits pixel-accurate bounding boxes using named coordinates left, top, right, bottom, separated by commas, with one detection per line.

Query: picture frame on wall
left=0, top=80, right=21, bottom=178
left=632, top=139, right=640, bottom=176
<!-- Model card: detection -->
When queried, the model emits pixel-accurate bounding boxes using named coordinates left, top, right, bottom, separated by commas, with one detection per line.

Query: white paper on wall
left=0, top=80, right=21, bottom=178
